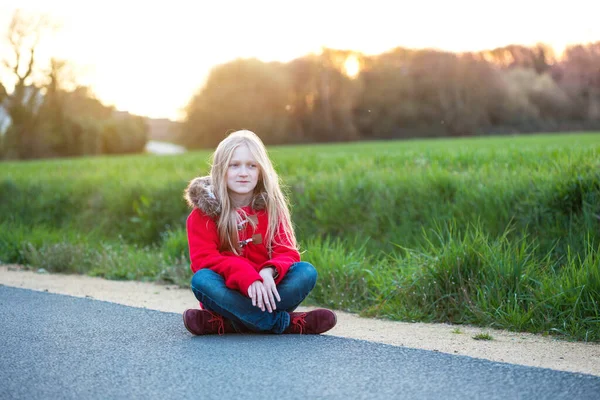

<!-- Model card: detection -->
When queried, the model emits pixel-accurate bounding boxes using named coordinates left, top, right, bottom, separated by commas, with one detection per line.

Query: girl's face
left=226, top=144, right=260, bottom=201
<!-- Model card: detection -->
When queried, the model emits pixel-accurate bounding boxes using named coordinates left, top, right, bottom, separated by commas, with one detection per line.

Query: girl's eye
left=249, top=164, right=257, bottom=169
left=230, top=163, right=239, bottom=168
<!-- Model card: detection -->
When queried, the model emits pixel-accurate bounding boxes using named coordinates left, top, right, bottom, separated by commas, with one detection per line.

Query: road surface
left=1, top=285, right=598, bottom=399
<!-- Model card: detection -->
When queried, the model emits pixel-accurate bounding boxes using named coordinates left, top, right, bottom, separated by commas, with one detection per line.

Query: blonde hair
left=210, top=130, right=297, bottom=256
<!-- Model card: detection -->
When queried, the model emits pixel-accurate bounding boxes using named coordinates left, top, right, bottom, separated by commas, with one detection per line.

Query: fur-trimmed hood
left=184, top=175, right=267, bottom=216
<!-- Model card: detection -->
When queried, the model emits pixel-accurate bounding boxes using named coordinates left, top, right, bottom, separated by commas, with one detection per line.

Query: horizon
left=1, top=0, right=599, bottom=121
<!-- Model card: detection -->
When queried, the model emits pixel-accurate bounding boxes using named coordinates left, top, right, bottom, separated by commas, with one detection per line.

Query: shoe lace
left=207, top=312, right=226, bottom=335
left=291, top=312, right=307, bottom=334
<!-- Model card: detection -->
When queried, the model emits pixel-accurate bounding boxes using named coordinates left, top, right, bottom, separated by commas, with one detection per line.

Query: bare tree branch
left=22, top=46, right=36, bottom=83
left=2, top=59, right=13, bottom=71
left=0, top=82, right=7, bottom=101
left=3, top=9, right=56, bottom=84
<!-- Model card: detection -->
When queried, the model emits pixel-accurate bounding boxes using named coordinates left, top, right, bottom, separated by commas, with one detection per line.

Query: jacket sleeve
left=187, top=209, right=262, bottom=296
left=259, top=222, right=301, bottom=285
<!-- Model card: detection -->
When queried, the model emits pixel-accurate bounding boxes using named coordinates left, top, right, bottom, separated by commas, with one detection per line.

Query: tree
left=287, top=49, right=361, bottom=143
left=181, top=58, right=294, bottom=148
left=481, top=43, right=556, bottom=74
left=1, top=10, right=147, bottom=159
left=355, top=48, right=506, bottom=138
left=1, top=10, right=56, bottom=159
left=555, top=42, right=600, bottom=121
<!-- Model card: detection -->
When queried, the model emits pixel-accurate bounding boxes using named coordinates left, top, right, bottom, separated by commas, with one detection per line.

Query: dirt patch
left=1, top=264, right=598, bottom=376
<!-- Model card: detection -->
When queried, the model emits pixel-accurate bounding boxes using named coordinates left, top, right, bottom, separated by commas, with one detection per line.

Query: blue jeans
left=190, top=261, right=318, bottom=334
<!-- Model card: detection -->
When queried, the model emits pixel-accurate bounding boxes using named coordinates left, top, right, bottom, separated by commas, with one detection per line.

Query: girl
left=182, top=130, right=337, bottom=335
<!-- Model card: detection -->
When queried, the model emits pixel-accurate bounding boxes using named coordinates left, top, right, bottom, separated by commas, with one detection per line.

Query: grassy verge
left=1, top=132, right=598, bottom=341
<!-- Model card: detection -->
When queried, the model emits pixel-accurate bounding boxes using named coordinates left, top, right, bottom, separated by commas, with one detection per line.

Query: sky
left=1, top=0, right=599, bottom=121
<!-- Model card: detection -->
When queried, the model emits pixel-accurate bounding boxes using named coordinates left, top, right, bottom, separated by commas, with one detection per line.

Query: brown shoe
left=283, top=309, right=337, bottom=334
left=183, top=309, right=236, bottom=335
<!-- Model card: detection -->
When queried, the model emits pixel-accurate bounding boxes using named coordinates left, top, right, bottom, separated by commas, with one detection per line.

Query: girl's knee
left=294, top=261, right=318, bottom=288
left=191, top=269, right=220, bottom=293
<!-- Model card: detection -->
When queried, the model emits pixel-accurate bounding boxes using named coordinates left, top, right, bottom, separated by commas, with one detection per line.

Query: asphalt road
left=1, top=285, right=599, bottom=399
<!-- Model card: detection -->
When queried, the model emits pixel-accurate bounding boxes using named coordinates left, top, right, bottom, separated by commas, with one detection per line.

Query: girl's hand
left=259, top=268, right=281, bottom=313
left=248, top=280, right=271, bottom=313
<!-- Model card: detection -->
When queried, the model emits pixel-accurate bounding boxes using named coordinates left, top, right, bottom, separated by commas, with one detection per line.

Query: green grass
left=1, top=131, right=599, bottom=341
left=473, top=333, right=494, bottom=341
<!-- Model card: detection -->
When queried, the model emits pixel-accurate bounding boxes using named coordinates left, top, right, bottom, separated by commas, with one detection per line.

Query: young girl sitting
left=182, top=130, right=337, bottom=335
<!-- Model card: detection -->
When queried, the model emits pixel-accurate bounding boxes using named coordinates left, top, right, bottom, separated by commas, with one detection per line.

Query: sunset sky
left=1, top=0, right=598, bottom=121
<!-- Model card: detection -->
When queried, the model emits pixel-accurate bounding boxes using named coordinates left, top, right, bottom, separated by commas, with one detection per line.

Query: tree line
left=2, top=11, right=599, bottom=160
left=180, top=42, right=600, bottom=148
left=0, top=12, right=147, bottom=160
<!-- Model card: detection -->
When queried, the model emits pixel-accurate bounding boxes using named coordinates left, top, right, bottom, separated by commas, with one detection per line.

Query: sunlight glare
left=343, top=55, right=360, bottom=79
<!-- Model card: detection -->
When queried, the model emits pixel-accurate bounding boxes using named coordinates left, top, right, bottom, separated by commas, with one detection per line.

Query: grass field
left=1, top=132, right=599, bottom=341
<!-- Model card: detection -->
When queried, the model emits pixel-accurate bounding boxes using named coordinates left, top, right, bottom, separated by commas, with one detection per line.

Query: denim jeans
left=190, top=261, right=318, bottom=334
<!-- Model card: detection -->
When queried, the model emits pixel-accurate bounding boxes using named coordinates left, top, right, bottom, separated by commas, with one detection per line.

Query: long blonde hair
left=211, top=130, right=297, bottom=256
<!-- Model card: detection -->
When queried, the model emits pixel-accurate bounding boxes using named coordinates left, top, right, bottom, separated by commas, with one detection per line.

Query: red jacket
left=185, top=176, right=300, bottom=297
